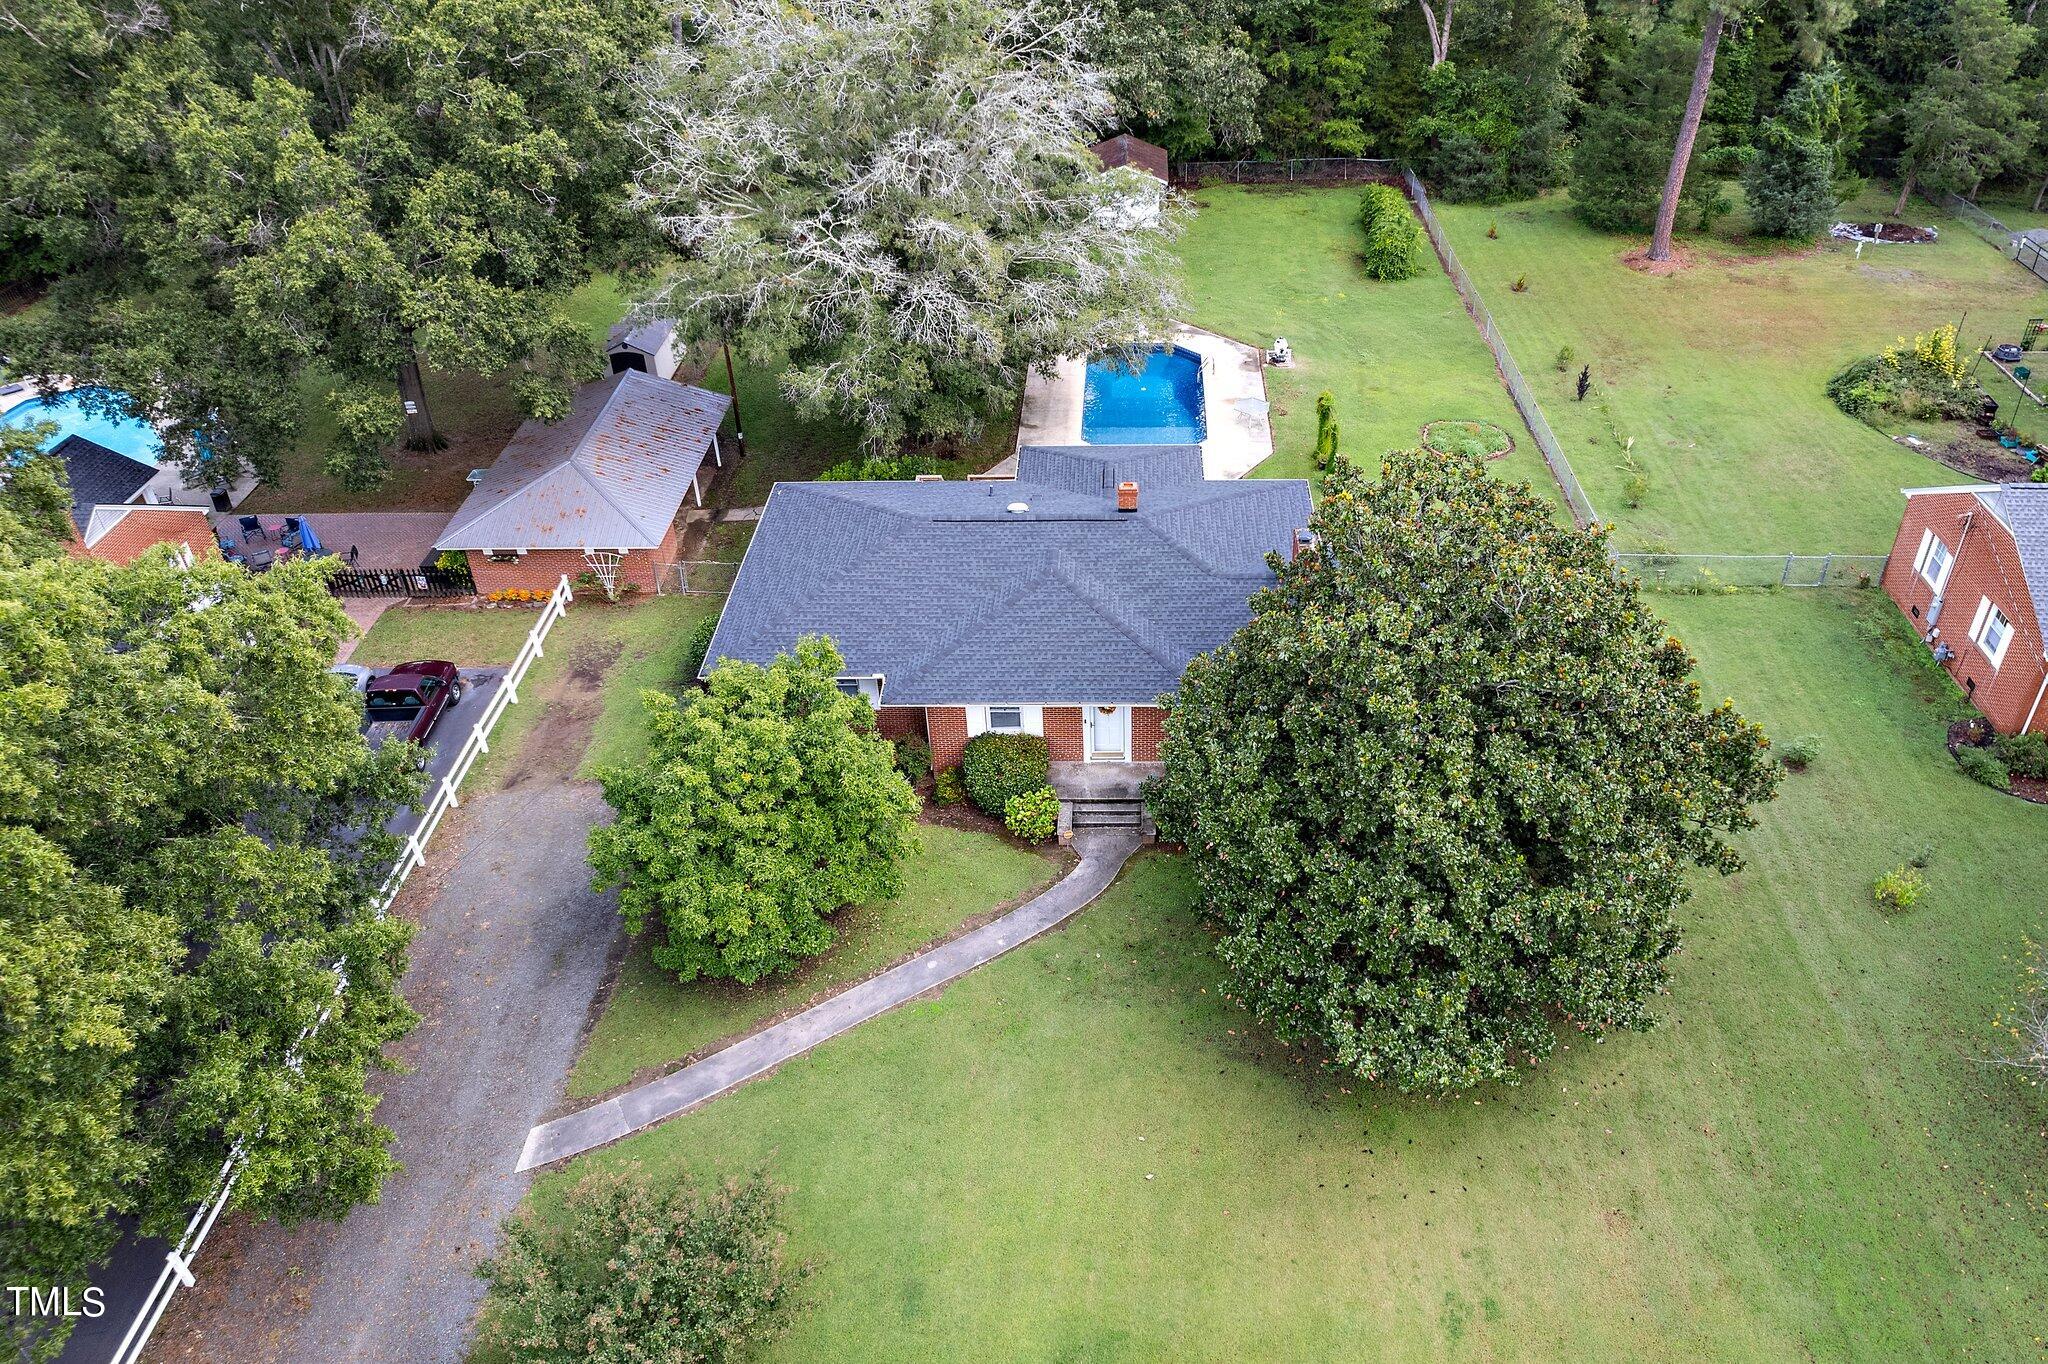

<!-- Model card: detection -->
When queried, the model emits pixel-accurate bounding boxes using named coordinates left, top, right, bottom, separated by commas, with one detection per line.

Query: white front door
left=1086, top=705, right=1130, bottom=762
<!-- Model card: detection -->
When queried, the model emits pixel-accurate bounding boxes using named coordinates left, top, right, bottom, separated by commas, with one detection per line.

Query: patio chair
left=238, top=515, right=268, bottom=544
left=243, top=545, right=275, bottom=571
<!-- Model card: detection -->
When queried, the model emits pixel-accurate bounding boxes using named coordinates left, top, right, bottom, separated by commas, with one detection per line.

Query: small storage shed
left=605, top=318, right=680, bottom=380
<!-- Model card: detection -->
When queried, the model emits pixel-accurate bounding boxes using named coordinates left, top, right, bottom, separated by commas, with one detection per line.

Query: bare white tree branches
left=630, top=0, right=1183, bottom=446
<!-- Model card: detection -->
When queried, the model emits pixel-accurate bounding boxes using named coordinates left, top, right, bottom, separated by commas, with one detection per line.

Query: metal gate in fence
left=661, top=559, right=741, bottom=596
left=1611, top=552, right=1889, bottom=590
left=2016, top=234, right=2048, bottom=286
left=326, top=564, right=475, bottom=598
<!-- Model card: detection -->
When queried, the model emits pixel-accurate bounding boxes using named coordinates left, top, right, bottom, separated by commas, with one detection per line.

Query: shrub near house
left=588, top=637, right=919, bottom=984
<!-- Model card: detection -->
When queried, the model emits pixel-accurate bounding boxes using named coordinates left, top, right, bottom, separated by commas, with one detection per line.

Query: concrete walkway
left=517, top=828, right=1144, bottom=1170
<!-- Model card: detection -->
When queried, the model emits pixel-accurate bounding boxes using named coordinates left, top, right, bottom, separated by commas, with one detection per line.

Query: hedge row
left=1357, top=183, right=1422, bottom=281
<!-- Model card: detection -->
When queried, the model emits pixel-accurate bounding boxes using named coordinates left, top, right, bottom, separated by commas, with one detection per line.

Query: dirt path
left=146, top=648, right=624, bottom=1364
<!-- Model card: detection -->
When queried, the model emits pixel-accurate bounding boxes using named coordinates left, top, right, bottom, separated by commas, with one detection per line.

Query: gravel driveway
left=145, top=648, right=623, bottom=1363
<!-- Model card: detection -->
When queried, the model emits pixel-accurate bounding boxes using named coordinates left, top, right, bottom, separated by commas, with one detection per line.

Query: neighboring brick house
left=74, top=504, right=219, bottom=566
left=434, top=369, right=731, bottom=597
left=702, top=443, right=1313, bottom=836
left=1881, top=482, right=2048, bottom=735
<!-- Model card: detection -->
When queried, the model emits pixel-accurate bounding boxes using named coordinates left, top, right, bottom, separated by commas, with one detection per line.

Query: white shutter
left=1913, top=528, right=1933, bottom=573
left=1969, top=596, right=1992, bottom=641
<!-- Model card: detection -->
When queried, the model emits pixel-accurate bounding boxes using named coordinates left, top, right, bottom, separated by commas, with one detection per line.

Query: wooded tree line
left=1103, top=0, right=2048, bottom=225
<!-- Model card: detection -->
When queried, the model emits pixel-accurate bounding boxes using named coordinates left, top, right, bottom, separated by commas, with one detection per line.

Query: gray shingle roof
left=606, top=318, right=676, bottom=355
left=52, top=434, right=154, bottom=529
left=1978, top=483, right=2048, bottom=637
left=703, top=445, right=1312, bottom=704
left=435, top=370, right=730, bottom=551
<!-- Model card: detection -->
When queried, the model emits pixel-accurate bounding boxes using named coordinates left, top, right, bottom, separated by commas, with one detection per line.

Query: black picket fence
left=326, top=565, right=476, bottom=598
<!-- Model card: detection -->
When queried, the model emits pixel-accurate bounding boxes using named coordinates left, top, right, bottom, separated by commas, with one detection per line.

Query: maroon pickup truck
left=362, top=661, right=464, bottom=746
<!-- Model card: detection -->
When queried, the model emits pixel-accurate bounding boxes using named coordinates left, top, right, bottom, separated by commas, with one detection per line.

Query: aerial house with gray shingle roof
left=704, top=443, right=1312, bottom=830
left=1882, top=481, right=2048, bottom=736
left=435, top=368, right=731, bottom=596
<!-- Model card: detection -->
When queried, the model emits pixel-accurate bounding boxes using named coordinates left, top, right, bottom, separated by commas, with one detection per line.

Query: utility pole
left=722, top=340, right=747, bottom=456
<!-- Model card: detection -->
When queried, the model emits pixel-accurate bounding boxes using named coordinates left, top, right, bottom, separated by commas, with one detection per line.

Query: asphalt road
left=52, top=665, right=507, bottom=1364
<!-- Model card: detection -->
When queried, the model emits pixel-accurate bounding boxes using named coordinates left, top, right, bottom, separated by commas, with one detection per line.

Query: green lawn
left=567, top=823, right=1063, bottom=1099
left=1431, top=187, right=2046, bottom=553
left=1178, top=186, right=1558, bottom=503
left=698, top=352, right=1017, bottom=508
left=516, top=590, right=2048, bottom=1362
left=354, top=591, right=722, bottom=781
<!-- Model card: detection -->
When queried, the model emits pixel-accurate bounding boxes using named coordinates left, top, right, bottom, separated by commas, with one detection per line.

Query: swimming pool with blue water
left=1, top=386, right=165, bottom=466
left=1082, top=346, right=1206, bottom=445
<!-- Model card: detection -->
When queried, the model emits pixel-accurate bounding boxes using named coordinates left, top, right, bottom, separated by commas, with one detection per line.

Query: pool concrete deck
left=1000, top=323, right=1274, bottom=480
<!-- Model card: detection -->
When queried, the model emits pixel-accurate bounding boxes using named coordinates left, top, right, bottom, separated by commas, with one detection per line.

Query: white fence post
left=104, top=575, right=577, bottom=1364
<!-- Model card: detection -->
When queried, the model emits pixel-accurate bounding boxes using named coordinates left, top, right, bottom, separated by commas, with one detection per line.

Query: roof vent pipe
left=1117, top=480, right=1139, bottom=513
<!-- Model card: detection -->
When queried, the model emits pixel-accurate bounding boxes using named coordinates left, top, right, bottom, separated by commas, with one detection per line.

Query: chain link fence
left=1938, top=192, right=2019, bottom=252
left=1172, top=157, right=1401, bottom=187
left=1611, top=552, right=1889, bottom=591
left=1403, top=171, right=1600, bottom=529
left=660, top=559, right=741, bottom=596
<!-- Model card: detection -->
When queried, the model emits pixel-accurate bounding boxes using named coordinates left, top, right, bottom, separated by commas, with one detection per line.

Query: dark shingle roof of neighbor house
left=51, top=434, right=155, bottom=529
left=703, top=445, right=1312, bottom=704
left=435, top=369, right=730, bottom=552
left=1090, top=133, right=1170, bottom=183
left=1978, top=482, right=2048, bottom=636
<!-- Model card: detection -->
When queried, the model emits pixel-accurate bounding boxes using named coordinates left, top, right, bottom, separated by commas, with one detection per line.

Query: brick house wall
left=1882, top=491, right=2048, bottom=734
left=465, top=525, right=679, bottom=597
left=77, top=508, right=219, bottom=566
left=924, top=702, right=1166, bottom=766
left=926, top=706, right=970, bottom=770
left=876, top=706, right=925, bottom=742
left=1043, top=706, right=1084, bottom=761
left=1133, top=704, right=1165, bottom=761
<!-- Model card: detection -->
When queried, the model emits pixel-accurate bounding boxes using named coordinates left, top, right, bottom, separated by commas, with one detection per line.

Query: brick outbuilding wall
left=1881, top=491, right=2048, bottom=734
left=465, top=525, right=679, bottom=597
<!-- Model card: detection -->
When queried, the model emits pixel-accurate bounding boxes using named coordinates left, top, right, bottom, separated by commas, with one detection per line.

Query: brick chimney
left=1289, top=528, right=1317, bottom=560
left=1117, top=480, right=1139, bottom=513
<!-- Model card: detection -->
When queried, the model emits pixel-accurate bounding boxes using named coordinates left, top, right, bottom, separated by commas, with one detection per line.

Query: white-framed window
left=966, top=704, right=1042, bottom=738
left=1913, top=528, right=1954, bottom=592
left=834, top=676, right=882, bottom=707
left=1968, top=596, right=2015, bottom=668
left=170, top=542, right=196, bottom=570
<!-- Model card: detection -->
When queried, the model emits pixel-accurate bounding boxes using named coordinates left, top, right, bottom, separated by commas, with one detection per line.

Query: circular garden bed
left=1421, top=419, right=1516, bottom=462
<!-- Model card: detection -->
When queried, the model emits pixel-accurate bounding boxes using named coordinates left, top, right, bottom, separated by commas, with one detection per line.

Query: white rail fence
left=106, top=577, right=575, bottom=1364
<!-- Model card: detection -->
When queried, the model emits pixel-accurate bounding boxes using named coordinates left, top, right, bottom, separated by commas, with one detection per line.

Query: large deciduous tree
left=1147, top=452, right=1778, bottom=1094
left=629, top=0, right=1182, bottom=451
left=1094, top=0, right=1265, bottom=157
left=0, top=0, right=662, bottom=492
left=590, top=637, right=920, bottom=985
left=0, top=544, right=422, bottom=1362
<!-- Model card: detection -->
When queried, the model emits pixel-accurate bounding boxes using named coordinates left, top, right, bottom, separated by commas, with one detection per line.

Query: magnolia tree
left=1147, top=452, right=1780, bottom=1093
left=629, top=0, right=1182, bottom=448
